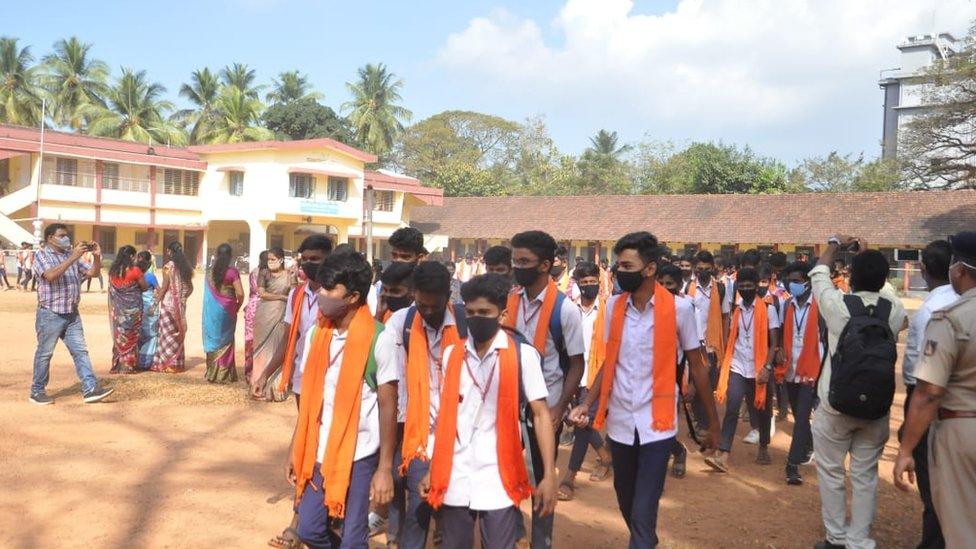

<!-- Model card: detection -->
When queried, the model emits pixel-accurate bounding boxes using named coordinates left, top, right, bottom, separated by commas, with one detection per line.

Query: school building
left=0, top=124, right=442, bottom=267
left=410, top=191, right=976, bottom=264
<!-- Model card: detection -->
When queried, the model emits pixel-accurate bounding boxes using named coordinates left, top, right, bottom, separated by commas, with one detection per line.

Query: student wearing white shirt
left=709, top=267, right=781, bottom=472
left=368, top=227, right=426, bottom=316
left=898, top=240, right=957, bottom=549
left=569, top=232, right=720, bottom=549
left=677, top=255, right=694, bottom=295
left=686, top=251, right=731, bottom=433
left=291, top=251, right=397, bottom=549
left=419, top=274, right=557, bottom=549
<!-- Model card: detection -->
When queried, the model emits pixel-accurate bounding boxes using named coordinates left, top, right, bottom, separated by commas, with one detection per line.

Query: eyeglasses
left=950, top=257, right=976, bottom=270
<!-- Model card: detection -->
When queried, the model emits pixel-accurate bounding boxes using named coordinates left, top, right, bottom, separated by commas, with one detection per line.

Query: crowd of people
left=20, top=220, right=976, bottom=549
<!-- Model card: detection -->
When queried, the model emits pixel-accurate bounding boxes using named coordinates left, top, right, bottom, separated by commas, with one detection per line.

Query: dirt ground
left=0, top=276, right=925, bottom=548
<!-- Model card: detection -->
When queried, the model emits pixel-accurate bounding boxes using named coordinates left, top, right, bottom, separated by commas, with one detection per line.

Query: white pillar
left=248, top=220, right=268, bottom=270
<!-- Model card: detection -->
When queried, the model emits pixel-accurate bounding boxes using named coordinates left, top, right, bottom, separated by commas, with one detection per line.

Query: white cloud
left=436, top=0, right=974, bottom=141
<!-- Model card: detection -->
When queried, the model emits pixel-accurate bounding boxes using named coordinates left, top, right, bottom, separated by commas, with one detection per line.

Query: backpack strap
left=872, top=297, right=893, bottom=323
left=365, top=320, right=384, bottom=391
left=402, top=305, right=418, bottom=353
left=549, top=290, right=566, bottom=353
left=842, top=294, right=869, bottom=317
left=452, top=302, right=468, bottom=337
left=404, top=303, right=467, bottom=353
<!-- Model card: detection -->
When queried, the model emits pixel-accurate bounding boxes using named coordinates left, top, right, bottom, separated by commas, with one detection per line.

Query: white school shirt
left=285, top=283, right=319, bottom=395
left=377, top=305, right=457, bottom=430
left=902, top=284, right=958, bottom=386
left=690, top=280, right=731, bottom=347
left=729, top=300, right=781, bottom=379
left=578, top=300, right=600, bottom=388
left=439, top=331, right=548, bottom=511
left=783, top=297, right=824, bottom=383
left=602, top=293, right=701, bottom=446
left=513, top=285, right=585, bottom=406
left=292, top=327, right=397, bottom=464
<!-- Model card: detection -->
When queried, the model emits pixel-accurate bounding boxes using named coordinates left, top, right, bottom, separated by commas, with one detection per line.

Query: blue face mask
left=789, top=282, right=808, bottom=298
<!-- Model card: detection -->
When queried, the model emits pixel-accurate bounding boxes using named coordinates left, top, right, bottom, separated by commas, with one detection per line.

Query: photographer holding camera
left=29, top=223, right=114, bottom=405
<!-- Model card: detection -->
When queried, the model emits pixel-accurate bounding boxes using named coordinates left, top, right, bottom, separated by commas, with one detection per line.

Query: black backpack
left=827, top=295, right=897, bottom=420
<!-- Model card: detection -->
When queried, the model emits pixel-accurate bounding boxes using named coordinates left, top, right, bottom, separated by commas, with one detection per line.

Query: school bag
left=827, top=295, right=897, bottom=420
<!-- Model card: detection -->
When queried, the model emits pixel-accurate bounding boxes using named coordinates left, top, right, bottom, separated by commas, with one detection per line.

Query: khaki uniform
left=915, top=286, right=976, bottom=548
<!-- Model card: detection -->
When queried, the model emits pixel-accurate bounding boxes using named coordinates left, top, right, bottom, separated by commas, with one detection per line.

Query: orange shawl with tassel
left=505, top=277, right=559, bottom=356
left=278, top=283, right=310, bottom=394
left=586, top=298, right=607, bottom=389
left=291, top=305, right=378, bottom=518
left=593, top=283, right=678, bottom=432
left=782, top=298, right=821, bottom=384
left=687, top=277, right=725, bottom=361
left=717, top=299, right=770, bottom=409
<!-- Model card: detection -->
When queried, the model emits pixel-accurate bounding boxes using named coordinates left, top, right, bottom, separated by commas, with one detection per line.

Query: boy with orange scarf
left=685, top=250, right=729, bottom=433
left=375, top=261, right=463, bottom=548
left=706, top=267, right=781, bottom=472
left=419, top=273, right=558, bottom=548
left=569, top=232, right=720, bottom=548
left=289, top=251, right=397, bottom=549
left=779, top=262, right=823, bottom=486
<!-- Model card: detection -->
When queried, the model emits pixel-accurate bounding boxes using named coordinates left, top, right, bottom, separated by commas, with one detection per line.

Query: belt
left=938, top=408, right=976, bottom=420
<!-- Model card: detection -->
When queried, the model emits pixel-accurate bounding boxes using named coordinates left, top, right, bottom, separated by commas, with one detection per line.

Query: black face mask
left=757, top=286, right=769, bottom=298
left=579, top=284, right=599, bottom=301
left=420, top=309, right=446, bottom=330
left=513, top=266, right=542, bottom=288
left=616, top=270, right=644, bottom=293
left=738, top=288, right=757, bottom=305
left=467, top=316, right=500, bottom=344
left=301, top=261, right=320, bottom=281
left=384, top=294, right=413, bottom=314
left=680, top=268, right=693, bottom=278
left=550, top=265, right=565, bottom=278
left=696, top=270, right=712, bottom=284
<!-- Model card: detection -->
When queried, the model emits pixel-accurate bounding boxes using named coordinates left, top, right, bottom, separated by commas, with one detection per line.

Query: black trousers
left=904, top=384, right=946, bottom=549
left=785, top=382, right=815, bottom=465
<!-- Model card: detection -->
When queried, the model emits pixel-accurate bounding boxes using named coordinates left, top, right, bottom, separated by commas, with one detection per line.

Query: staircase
left=0, top=185, right=37, bottom=245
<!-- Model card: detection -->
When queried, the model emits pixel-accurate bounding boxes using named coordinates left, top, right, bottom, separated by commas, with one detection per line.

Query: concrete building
left=879, top=32, right=961, bottom=159
left=0, top=124, right=441, bottom=267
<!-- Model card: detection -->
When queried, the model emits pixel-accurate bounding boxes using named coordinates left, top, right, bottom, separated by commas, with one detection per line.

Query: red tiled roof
left=410, top=191, right=976, bottom=246
left=0, top=123, right=205, bottom=170
left=365, top=170, right=444, bottom=206
left=189, top=138, right=377, bottom=163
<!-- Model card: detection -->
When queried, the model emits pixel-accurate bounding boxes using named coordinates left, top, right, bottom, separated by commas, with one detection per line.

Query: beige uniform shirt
left=915, top=287, right=976, bottom=412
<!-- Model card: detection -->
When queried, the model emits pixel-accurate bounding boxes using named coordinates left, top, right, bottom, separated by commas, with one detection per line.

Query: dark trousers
left=904, top=385, right=946, bottom=549
left=785, top=382, right=816, bottom=465
left=389, top=423, right=432, bottom=549
left=526, top=414, right=563, bottom=548
left=439, top=505, right=520, bottom=549
left=568, top=388, right=605, bottom=472
left=296, top=454, right=378, bottom=549
left=720, top=372, right=772, bottom=452
left=85, top=271, right=103, bottom=290
left=608, top=433, right=673, bottom=548
left=691, top=352, right=719, bottom=429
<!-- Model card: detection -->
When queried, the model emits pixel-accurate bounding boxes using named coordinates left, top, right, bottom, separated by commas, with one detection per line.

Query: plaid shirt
left=33, top=246, right=91, bottom=314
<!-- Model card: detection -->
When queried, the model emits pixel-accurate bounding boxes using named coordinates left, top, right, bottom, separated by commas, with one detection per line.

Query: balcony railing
left=103, top=176, right=150, bottom=193
left=41, top=170, right=96, bottom=188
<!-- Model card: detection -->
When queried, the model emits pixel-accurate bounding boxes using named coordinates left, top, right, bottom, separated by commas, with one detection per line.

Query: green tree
left=576, top=129, right=633, bottom=194
left=632, top=141, right=789, bottom=194
left=202, top=86, right=273, bottom=144
left=342, top=63, right=412, bottom=156
left=0, top=37, right=42, bottom=126
left=795, top=151, right=903, bottom=192
left=266, top=70, right=322, bottom=105
left=220, top=62, right=263, bottom=99
left=262, top=97, right=353, bottom=142
left=40, top=37, right=108, bottom=131
left=587, top=129, right=631, bottom=160
left=85, top=68, right=185, bottom=145
left=174, top=67, right=221, bottom=144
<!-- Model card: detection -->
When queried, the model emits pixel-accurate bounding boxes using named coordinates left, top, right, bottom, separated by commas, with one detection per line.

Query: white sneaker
left=368, top=511, right=386, bottom=538
left=802, top=451, right=816, bottom=466
left=769, top=420, right=776, bottom=439
left=742, top=429, right=760, bottom=444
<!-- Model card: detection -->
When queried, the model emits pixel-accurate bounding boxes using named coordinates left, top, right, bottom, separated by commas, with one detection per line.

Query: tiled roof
left=365, top=170, right=444, bottom=205
left=410, top=190, right=976, bottom=246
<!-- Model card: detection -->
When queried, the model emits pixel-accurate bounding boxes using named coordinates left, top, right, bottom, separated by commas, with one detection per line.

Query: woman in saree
left=204, top=243, right=244, bottom=383
left=248, top=247, right=294, bottom=399
left=243, top=250, right=268, bottom=382
left=136, top=251, right=160, bottom=370
left=108, top=245, right=148, bottom=374
left=152, top=241, right=194, bottom=373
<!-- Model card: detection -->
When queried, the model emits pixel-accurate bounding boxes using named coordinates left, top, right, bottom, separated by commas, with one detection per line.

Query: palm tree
left=586, top=129, right=631, bottom=160
left=85, top=68, right=186, bottom=145
left=202, top=86, right=273, bottom=144
left=40, top=37, right=108, bottom=131
left=0, top=37, right=42, bottom=126
left=266, top=70, right=322, bottom=104
left=342, top=63, right=412, bottom=156
left=174, top=67, right=221, bottom=144
left=220, top=63, right=263, bottom=99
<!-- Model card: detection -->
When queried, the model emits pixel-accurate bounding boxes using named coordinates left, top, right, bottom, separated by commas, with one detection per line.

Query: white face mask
left=55, top=235, right=71, bottom=250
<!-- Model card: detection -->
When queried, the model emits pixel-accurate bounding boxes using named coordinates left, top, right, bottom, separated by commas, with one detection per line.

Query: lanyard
left=793, top=301, right=810, bottom=336
left=465, top=352, right=497, bottom=403
left=425, top=326, right=445, bottom=391
left=521, top=294, right=543, bottom=327
left=740, top=306, right=755, bottom=339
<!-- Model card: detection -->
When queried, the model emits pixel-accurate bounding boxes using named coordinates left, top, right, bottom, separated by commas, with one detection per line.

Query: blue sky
left=7, top=0, right=973, bottom=165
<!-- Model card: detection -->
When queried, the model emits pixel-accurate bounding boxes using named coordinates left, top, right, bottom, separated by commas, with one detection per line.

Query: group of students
left=260, top=223, right=862, bottom=549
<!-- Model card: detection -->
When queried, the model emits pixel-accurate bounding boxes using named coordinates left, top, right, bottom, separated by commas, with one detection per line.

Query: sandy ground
left=0, top=276, right=925, bottom=548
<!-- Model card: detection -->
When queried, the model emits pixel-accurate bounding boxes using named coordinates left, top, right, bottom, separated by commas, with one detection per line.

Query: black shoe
left=29, top=393, right=54, bottom=405
left=83, top=386, right=115, bottom=403
left=786, top=464, right=803, bottom=485
left=756, top=445, right=771, bottom=465
left=813, top=541, right=845, bottom=549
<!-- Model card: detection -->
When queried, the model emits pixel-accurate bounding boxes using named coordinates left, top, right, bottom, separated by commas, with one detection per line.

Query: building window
left=56, top=157, right=78, bottom=186
left=102, top=162, right=120, bottom=189
left=162, top=169, right=200, bottom=196
left=97, top=227, right=117, bottom=255
left=229, top=171, right=244, bottom=196
left=327, top=176, right=348, bottom=201
left=289, top=173, right=315, bottom=198
left=372, top=190, right=395, bottom=211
